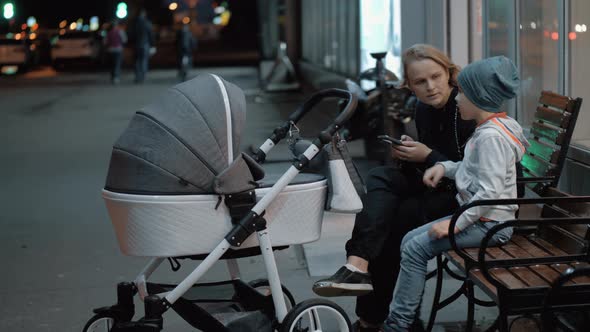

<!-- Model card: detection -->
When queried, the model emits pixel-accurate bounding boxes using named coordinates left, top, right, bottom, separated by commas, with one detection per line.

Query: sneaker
left=352, top=320, right=382, bottom=332
left=312, top=266, right=373, bottom=297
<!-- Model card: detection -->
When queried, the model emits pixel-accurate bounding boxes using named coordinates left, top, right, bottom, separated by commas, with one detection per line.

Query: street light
left=116, top=2, right=127, bottom=19
left=3, top=2, right=14, bottom=19
left=169, top=2, right=178, bottom=11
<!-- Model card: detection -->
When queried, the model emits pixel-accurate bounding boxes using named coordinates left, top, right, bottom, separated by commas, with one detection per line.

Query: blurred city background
left=0, top=0, right=258, bottom=70
left=2, top=1, right=590, bottom=331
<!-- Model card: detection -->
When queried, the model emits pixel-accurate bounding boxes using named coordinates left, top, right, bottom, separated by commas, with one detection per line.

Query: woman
left=104, top=20, right=127, bottom=84
left=313, top=44, right=476, bottom=331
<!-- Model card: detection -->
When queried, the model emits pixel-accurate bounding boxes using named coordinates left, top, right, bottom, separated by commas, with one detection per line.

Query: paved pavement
left=0, top=67, right=498, bottom=331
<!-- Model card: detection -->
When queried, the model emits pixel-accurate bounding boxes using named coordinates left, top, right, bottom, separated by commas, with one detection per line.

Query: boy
left=383, top=56, right=529, bottom=331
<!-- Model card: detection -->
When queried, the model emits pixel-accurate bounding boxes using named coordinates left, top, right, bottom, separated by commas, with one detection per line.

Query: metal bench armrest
left=447, top=195, right=590, bottom=265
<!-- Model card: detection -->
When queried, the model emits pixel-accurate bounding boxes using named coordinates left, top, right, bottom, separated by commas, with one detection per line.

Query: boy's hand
left=428, top=219, right=460, bottom=239
left=423, top=164, right=445, bottom=188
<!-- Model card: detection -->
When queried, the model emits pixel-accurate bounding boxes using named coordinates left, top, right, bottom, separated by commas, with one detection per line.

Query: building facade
left=291, top=0, right=590, bottom=195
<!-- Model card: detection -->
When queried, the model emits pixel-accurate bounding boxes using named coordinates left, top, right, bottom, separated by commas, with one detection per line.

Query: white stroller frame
left=84, top=89, right=358, bottom=332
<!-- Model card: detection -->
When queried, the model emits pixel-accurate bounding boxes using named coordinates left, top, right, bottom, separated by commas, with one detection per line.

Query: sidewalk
left=0, top=66, right=499, bottom=331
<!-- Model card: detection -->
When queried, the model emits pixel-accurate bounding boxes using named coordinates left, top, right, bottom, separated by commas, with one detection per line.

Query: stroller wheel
left=248, top=278, right=296, bottom=310
left=279, top=298, right=351, bottom=332
left=82, top=312, right=117, bottom=332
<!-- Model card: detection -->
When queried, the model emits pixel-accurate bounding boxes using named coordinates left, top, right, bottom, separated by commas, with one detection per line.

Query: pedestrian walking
left=104, top=20, right=127, bottom=84
left=176, top=22, right=196, bottom=81
left=130, top=9, right=154, bottom=83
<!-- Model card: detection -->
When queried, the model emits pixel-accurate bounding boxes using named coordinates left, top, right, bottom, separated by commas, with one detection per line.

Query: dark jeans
left=109, top=50, right=123, bottom=81
left=134, top=46, right=149, bottom=83
left=344, top=165, right=459, bottom=325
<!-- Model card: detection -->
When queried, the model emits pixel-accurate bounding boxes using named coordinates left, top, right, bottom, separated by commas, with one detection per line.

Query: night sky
left=11, top=1, right=185, bottom=27
left=10, top=1, right=253, bottom=28
left=5, top=0, right=259, bottom=52
left=15, top=1, right=113, bottom=27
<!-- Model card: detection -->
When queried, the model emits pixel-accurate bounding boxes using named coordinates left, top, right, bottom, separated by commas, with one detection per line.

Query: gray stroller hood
left=105, top=74, right=253, bottom=195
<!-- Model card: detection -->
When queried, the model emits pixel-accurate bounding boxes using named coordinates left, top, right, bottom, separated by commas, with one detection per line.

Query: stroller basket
left=103, top=173, right=327, bottom=257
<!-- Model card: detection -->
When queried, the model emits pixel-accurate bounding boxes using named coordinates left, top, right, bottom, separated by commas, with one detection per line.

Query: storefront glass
left=518, top=0, right=560, bottom=127
left=359, top=0, right=401, bottom=87
left=569, top=0, right=590, bottom=143
left=486, top=0, right=516, bottom=116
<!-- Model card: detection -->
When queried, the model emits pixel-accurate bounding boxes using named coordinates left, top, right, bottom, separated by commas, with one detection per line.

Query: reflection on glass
left=487, top=0, right=514, bottom=57
left=360, top=0, right=401, bottom=86
left=570, top=0, right=590, bottom=142
left=301, top=0, right=358, bottom=77
left=518, top=0, right=559, bottom=127
left=486, top=0, right=515, bottom=116
left=470, top=0, right=483, bottom=61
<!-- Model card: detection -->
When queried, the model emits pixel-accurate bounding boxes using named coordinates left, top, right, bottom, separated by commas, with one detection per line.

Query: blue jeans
left=383, top=216, right=513, bottom=331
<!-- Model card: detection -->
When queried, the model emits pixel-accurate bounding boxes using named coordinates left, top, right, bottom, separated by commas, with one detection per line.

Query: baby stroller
left=83, top=74, right=359, bottom=331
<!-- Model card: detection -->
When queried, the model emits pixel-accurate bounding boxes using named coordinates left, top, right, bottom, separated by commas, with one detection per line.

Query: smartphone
left=378, top=135, right=404, bottom=146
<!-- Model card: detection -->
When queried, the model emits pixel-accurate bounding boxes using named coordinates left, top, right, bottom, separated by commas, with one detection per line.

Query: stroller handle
left=289, top=88, right=357, bottom=129
left=253, top=89, right=358, bottom=162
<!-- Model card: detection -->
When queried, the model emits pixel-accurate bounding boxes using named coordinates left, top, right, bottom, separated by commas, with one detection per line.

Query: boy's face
left=455, top=91, right=478, bottom=121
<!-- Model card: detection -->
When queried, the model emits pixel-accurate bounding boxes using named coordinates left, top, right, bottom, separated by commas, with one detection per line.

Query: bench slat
left=486, top=247, right=514, bottom=260
left=444, top=250, right=466, bottom=269
left=489, top=267, right=528, bottom=289
left=531, top=121, right=566, bottom=145
left=539, top=91, right=571, bottom=110
left=508, top=266, right=549, bottom=287
left=497, top=243, right=529, bottom=258
left=527, top=139, right=560, bottom=164
left=510, top=235, right=551, bottom=257
left=470, top=269, right=498, bottom=298
left=530, top=264, right=562, bottom=283
left=521, top=154, right=553, bottom=178
left=528, top=236, right=569, bottom=256
left=534, top=106, right=570, bottom=129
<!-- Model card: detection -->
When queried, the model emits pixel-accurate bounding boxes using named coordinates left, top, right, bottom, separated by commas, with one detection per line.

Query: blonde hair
left=401, top=44, right=460, bottom=88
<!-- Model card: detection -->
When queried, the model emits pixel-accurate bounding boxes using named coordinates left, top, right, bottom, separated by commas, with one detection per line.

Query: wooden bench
left=426, top=91, right=589, bottom=331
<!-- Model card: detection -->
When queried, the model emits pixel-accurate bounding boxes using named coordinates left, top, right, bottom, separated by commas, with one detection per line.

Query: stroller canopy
left=105, top=74, right=247, bottom=195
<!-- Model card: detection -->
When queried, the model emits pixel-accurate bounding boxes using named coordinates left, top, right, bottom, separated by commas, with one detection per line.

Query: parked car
left=51, top=31, right=102, bottom=67
left=0, top=38, right=29, bottom=73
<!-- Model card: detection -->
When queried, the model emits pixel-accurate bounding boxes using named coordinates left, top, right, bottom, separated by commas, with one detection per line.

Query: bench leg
left=483, top=316, right=499, bottom=332
left=465, top=279, right=475, bottom=332
left=498, top=308, right=509, bottom=332
left=426, top=255, right=445, bottom=332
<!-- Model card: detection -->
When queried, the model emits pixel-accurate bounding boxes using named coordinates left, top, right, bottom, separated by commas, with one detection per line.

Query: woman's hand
left=391, top=137, right=432, bottom=162
left=428, top=219, right=460, bottom=239
left=400, top=135, right=414, bottom=142
left=423, top=164, right=445, bottom=188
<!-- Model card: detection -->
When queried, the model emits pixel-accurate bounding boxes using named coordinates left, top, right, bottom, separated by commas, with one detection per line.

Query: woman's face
left=406, top=59, right=452, bottom=109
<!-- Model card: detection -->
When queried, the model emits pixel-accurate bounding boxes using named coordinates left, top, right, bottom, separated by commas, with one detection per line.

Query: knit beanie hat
left=457, top=56, right=520, bottom=113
